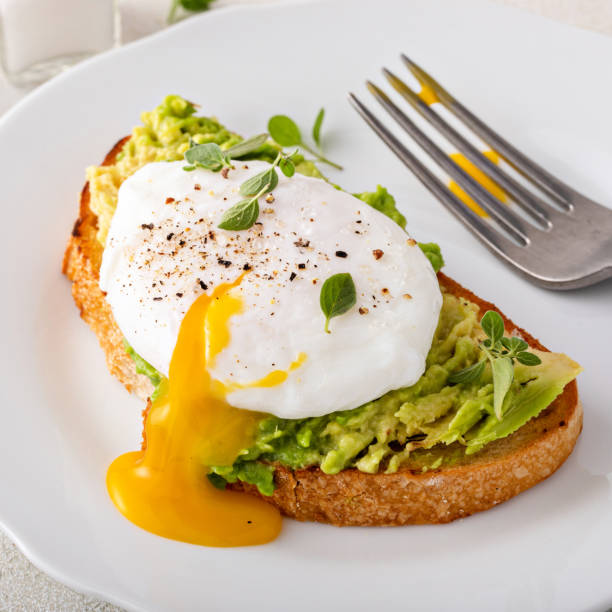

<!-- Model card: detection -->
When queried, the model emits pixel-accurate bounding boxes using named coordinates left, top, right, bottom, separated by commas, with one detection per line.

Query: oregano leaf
left=240, top=167, right=278, bottom=197
left=448, top=360, right=486, bottom=384
left=491, top=357, right=514, bottom=420
left=218, top=199, right=259, bottom=231
left=320, top=273, right=356, bottom=333
left=516, top=352, right=542, bottom=366
left=268, top=115, right=302, bottom=147
left=481, top=310, right=505, bottom=345
left=312, top=108, right=325, bottom=148
left=184, top=142, right=227, bottom=170
left=279, top=157, right=295, bottom=177
left=224, top=133, right=268, bottom=159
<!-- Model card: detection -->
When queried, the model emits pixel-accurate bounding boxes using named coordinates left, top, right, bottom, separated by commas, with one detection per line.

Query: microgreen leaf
left=184, top=142, right=228, bottom=171
left=516, top=352, right=542, bottom=366
left=279, top=157, right=295, bottom=177
left=491, top=357, right=514, bottom=420
left=481, top=310, right=504, bottom=346
left=267, top=112, right=342, bottom=170
left=312, top=108, right=325, bottom=149
left=268, top=115, right=302, bottom=147
left=320, top=273, right=356, bottom=333
left=218, top=199, right=259, bottom=231
left=224, top=133, right=269, bottom=159
left=501, top=336, right=528, bottom=354
left=240, top=167, right=278, bottom=197
left=448, top=360, right=486, bottom=384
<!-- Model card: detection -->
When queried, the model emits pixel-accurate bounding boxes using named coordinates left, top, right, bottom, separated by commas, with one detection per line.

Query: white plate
left=1, top=1, right=611, bottom=610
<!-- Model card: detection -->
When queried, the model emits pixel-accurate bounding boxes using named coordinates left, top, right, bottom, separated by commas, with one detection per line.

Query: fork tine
left=348, top=92, right=521, bottom=260
left=401, top=54, right=574, bottom=210
left=366, top=81, right=530, bottom=246
left=383, top=68, right=553, bottom=229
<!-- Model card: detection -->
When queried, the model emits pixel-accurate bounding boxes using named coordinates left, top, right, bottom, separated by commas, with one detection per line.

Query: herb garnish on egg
left=320, top=272, right=357, bottom=333
left=183, top=136, right=301, bottom=231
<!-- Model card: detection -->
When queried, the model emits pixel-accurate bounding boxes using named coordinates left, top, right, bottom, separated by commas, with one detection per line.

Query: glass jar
left=0, top=0, right=120, bottom=87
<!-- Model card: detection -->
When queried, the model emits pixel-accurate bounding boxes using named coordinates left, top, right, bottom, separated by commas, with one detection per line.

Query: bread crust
left=63, top=137, right=582, bottom=526
left=63, top=137, right=153, bottom=400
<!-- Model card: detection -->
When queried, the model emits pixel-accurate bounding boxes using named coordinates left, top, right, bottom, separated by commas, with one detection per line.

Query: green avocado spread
left=100, top=97, right=581, bottom=497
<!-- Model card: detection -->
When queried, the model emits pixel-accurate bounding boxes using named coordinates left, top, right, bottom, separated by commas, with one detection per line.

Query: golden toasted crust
left=63, top=137, right=153, bottom=400
left=63, top=138, right=582, bottom=526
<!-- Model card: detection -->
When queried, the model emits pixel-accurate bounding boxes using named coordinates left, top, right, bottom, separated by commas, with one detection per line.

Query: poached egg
left=100, top=160, right=442, bottom=419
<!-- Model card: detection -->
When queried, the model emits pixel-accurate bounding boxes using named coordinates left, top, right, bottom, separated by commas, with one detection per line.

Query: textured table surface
left=1, top=0, right=611, bottom=610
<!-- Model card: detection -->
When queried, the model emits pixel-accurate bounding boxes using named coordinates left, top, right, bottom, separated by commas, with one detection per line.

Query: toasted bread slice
left=63, top=138, right=582, bottom=526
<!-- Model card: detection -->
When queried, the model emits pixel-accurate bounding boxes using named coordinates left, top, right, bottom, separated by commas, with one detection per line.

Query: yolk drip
left=448, top=150, right=507, bottom=216
left=221, top=352, right=307, bottom=393
left=106, top=276, right=294, bottom=547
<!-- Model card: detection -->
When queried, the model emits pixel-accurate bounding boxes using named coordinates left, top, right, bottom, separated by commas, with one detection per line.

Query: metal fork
left=349, top=55, right=612, bottom=290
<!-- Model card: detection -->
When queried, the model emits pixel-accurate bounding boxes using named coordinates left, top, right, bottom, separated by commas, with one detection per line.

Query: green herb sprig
left=183, top=134, right=268, bottom=172
left=448, top=310, right=542, bottom=420
left=268, top=110, right=342, bottom=170
left=319, top=273, right=356, bottom=333
left=218, top=149, right=300, bottom=231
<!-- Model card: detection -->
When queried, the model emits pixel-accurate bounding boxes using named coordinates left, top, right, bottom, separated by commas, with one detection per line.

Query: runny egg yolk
left=106, top=275, right=304, bottom=547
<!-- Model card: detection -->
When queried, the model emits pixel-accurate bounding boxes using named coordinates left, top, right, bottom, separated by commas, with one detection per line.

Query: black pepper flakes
left=166, top=232, right=174, bottom=240
left=298, top=263, right=306, bottom=269
left=199, top=280, right=208, bottom=290
left=289, top=272, right=297, bottom=281
left=176, top=292, right=183, bottom=298
left=153, top=297, right=162, bottom=301
left=335, top=250, right=348, bottom=258
left=243, top=263, right=252, bottom=271
left=141, top=223, right=154, bottom=230
left=218, top=258, right=232, bottom=268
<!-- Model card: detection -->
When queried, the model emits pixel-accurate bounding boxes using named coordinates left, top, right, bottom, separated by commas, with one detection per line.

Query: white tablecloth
left=1, top=0, right=611, bottom=609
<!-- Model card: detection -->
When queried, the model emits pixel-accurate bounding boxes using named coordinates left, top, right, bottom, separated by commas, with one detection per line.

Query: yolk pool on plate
left=106, top=275, right=305, bottom=547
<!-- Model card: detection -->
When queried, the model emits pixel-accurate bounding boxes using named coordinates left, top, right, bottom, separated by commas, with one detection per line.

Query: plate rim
left=1, top=1, right=610, bottom=610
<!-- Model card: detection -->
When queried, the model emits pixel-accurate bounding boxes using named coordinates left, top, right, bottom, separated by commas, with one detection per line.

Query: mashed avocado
left=88, top=95, right=242, bottom=244
left=210, top=294, right=580, bottom=493
left=110, top=97, right=580, bottom=496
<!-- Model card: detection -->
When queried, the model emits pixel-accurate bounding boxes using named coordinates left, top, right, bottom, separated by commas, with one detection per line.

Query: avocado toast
left=63, top=96, right=582, bottom=527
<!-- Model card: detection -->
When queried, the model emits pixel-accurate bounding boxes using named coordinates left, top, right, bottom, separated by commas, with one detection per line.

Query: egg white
left=100, top=160, right=442, bottom=418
